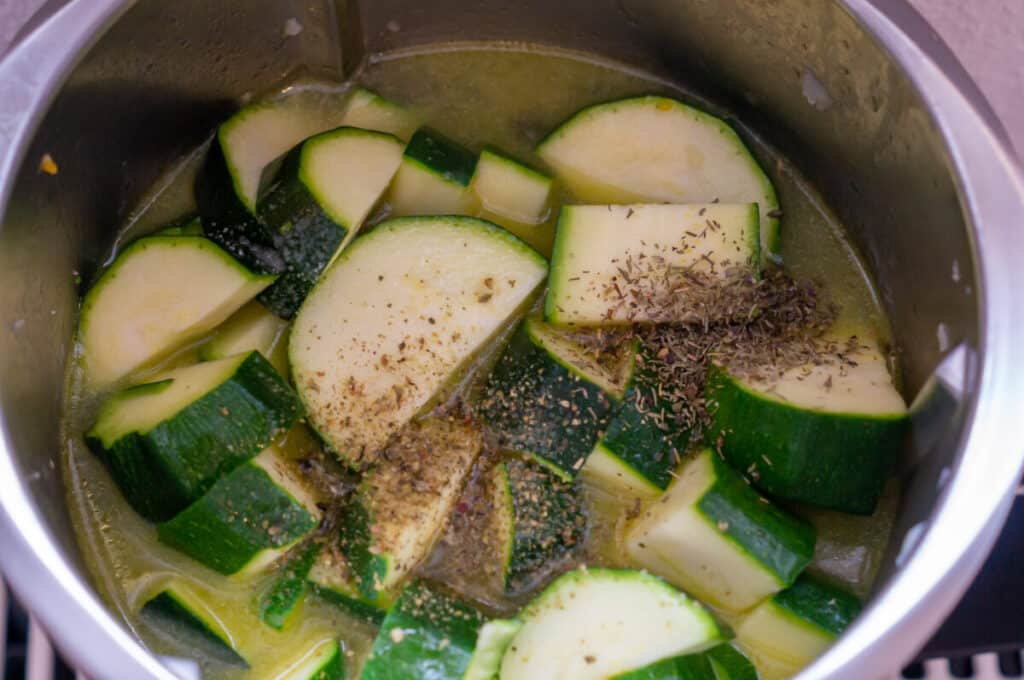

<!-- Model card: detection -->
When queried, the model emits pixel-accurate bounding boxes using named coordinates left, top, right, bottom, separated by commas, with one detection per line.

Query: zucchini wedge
left=706, top=645, right=759, bottom=680
left=291, top=216, right=546, bottom=467
left=200, top=300, right=290, bottom=376
left=340, top=418, right=482, bottom=606
left=307, top=549, right=387, bottom=624
left=537, top=96, right=780, bottom=264
left=545, top=203, right=760, bottom=327
left=706, top=336, right=908, bottom=514
left=625, top=448, right=815, bottom=612
left=86, top=351, right=303, bottom=521
left=141, top=580, right=246, bottom=667
left=80, top=236, right=275, bottom=386
left=499, top=568, right=724, bottom=680
left=613, top=645, right=757, bottom=680
left=157, top=447, right=321, bottom=576
left=480, top=318, right=634, bottom=479
left=255, top=126, right=405, bottom=318
left=257, top=541, right=321, bottom=631
left=736, top=575, right=861, bottom=671
left=339, top=87, right=420, bottom=141
left=471, top=147, right=553, bottom=227
left=361, top=580, right=516, bottom=680
left=389, top=128, right=479, bottom=216
left=259, top=638, right=345, bottom=680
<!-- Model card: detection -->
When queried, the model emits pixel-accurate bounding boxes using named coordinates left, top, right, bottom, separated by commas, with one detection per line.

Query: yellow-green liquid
left=61, top=44, right=897, bottom=680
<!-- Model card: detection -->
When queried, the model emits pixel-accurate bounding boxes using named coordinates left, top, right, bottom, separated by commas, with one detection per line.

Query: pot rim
left=1, top=1, right=1022, bottom=678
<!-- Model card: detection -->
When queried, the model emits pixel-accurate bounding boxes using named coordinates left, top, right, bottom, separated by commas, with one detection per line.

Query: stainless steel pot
left=2, top=1, right=1023, bottom=678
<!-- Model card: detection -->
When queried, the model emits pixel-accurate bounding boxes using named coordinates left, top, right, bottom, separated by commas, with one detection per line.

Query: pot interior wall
left=0, top=0, right=978, bottom=636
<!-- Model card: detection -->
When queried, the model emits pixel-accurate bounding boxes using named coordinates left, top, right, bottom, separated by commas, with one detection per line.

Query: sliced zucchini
left=258, top=541, right=321, bottom=630
left=537, top=96, right=780, bottom=264
left=80, top=236, right=275, bottom=386
left=291, top=216, right=547, bottom=467
left=255, top=126, right=405, bottom=318
left=157, top=447, right=320, bottom=576
left=154, top=215, right=203, bottom=237
left=612, top=653, right=716, bottom=680
left=625, top=448, right=815, bottom=612
left=200, top=300, right=290, bottom=375
left=307, top=549, right=387, bottom=624
left=360, top=580, right=497, bottom=680
left=340, top=418, right=482, bottom=606
left=480, top=317, right=633, bottom=479
left=545, top=203, right=760, bottom=327
left=464, top=619, right=523, bottom=680
left=583, top=343, right=691, bottom=501
left=471, top=148, right=553, bottom=226
left=388, top=128, right=479, bottom=216
left=86, top=351, right=303, bottom=521
left=257, top=638, right=345, bottom=680
left=500, top=568, right=724, bottom=680
left=736, top=575, right=861, bottom=670
left=706, top=336, right=909, bottom=514
left=339, top=87, right=420, bottom=140
left=140, top=580, right=246, bottom=666
left=492, top=456, right=586, bottom=593
left=706, top=645, right=759, bottom=680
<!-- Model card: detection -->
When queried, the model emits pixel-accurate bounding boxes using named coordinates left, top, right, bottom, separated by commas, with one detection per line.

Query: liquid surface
left=61, top=44, right=896, bottom=680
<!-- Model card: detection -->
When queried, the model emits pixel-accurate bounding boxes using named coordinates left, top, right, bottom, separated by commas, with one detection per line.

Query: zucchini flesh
left=261, top=638, right=345, bottom=680
left=141, top=581, right=246, bottom=667
left=706, top=336, right=908, bottom=514
left=200, top=300, right=290, bottom=376
left=537, top=96, right=780, bottom=265
left=480, top=318, right=633, bottom=479
left=157, top=447, right=320, bottom=576
left=545, top=203, right=760, bottom=327
left=339, top=87, right=420, bottom=141
left=464, top=619, right=523, bottom=680
left=499, top=568, right=724, bottom=680
left=258, top=541, right=321, bottom=630
left=736, top=575, right=861, bottom=670
left=340, top=418, right=482, bottom=606
left=471, top=148, right=553, bottom=226
left=307, top=549, right=387, bottom=624
left=291, top=216, right=546, bottom=467
left=255, top=127, right=405, bottom=318
left=389, top=128, right=480, bottom=216
left=86, top=351, right=303, bottom=521
left=79, top=236, right=275, bottom=386
left=625, top=448, right=815, bottom=612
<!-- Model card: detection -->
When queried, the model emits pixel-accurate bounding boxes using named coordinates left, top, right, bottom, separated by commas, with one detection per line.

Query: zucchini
left=200, top=300, right=290, bottom=376
left=706, top=645, right=759, bottom=680
left=537, top=96, right=780, bottom=265
left=471, top=148, right=553, bottom=226
left=80, top=236, right=275, bottom=386
left=307, top=549, right=387, bottom=624
left=492, top=456, right=586, bottom=593
left=361, top=580, right=515, bottom=680
left=291, top=216, right=547, bottom=467
left=86, top=351, right=303, bottom=521
left=339, top=87, right=420, bottom=140
left=612, top=653, right=716, bottom=680
left=340, top=418, right=482, bottom=606
left=157, top=447, right=321, bottom=576
left=255, top=126, right=405, bottom=318
left=499, top=568, right=724, bottom=680
left=625, top=448, right=815, bottom=612
left=259, top=638, right=345, bottom=680
left=583, top=343, right=691, bottom=501
left=706, top=336, right=909, bottom=514
left=258, top=541, right=321, bottom=630
left=545, top=203, right=760, bottom=327
left=388, top=128, right=479, bottom=216
left=154, top=215, right=203, bottom=237
left=140, top=580, right=246, bottom=666
left=480, top=318, right=633, bottom=479
left=736, top=574, right=861, bottom=670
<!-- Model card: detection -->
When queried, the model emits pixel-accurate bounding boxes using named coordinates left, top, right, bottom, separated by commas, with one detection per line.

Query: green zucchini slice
left=499, top=568, right=724, bottom=680
left=200, top=300, right=290, bottom=376
left=537, top=96, right=780, bottom=265
left=545, top=203, right=760, bottom=327
left=706, top=336, right=908, bottom=514
left=611, top=653, right=716, bottom=680
left=262, top=638, right=345, bottom=680
left=388, top=128, right=480, bottom=216
left=480, top=318, right=634, bottom=479
left=257, top=541, right=322, bottom=630
left=706, top=645, right=759, bottom=680
left=86, top=351, right=303, bottom=521
left=140, top=580, right=247, bottom=667
left=339, top=87, right=420, bottom=141
left=307, top=548, right=387, bottom=624
left=80, top=236, right=275, bottom=386
left=254, top=126, right=405, bottom=318
left=471, top=147, right=553, bottom=226
left=291, top=216, right=546, bottom=467
left=736, top=575, right=861, bottom=671
left=340, top=418, right=482, bottom=606
left=157, top=447, right=320, bottom=576
left=625, top=448, right=815, bottom=613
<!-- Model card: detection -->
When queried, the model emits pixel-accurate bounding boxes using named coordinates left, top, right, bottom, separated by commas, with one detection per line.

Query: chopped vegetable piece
left=140, top=580, right=246, bottom=666
left=471, top=148, right=553, bottom=226
left=200, top=300, right=290, bottom=376
left=389, top=128, right=479, bottom=216
left=339, top=87, right=420, bottom=141
left=258, top=541, right=322, bottom=630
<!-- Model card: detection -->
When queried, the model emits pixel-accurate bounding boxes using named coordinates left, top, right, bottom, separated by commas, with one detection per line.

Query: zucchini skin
left=480, top=323, right=617, bottom=478
left=706, top=645, right=759, bottom=680
left=773, top=574, right=862, bottom=637
left=404, top=128, right=478, bottom=186
left=706, top=364, right=908, bottom=514
left=309, top=581, right=387, bottom=625
left=141, top=590, right=247, bottom=667
left=258, top=541, right=321, bottom=630
left=337, top=495, right=392, bottom=608
left=611, top=653, right=716, bottom=680
left=360, top=580, right=487, bottom=680
left=86, top=352, right=303, bottom=522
